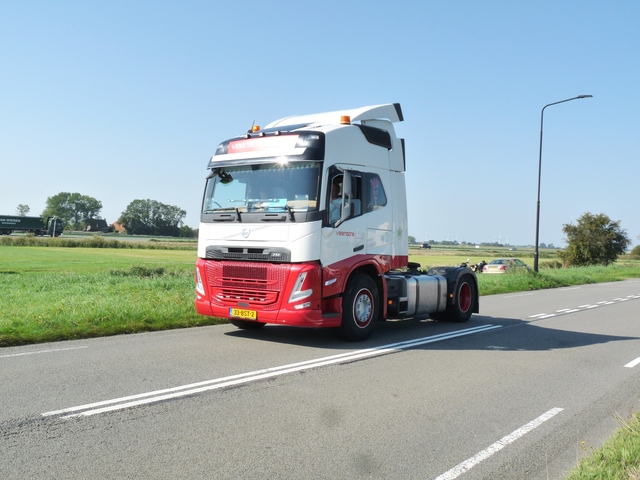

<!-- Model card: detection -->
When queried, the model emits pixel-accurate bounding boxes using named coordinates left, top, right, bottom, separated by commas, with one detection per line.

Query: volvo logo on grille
left=241, top=228, right=250, bottom=238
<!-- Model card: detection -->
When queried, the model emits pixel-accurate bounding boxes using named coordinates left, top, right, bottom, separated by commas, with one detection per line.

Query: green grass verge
left=565, top=411, right=640, bottom=479
left=477, top=264, right=640, bottom=295
left=0, top=266, right=225, bottom=347
left=0, top=245, right=215, bottom=346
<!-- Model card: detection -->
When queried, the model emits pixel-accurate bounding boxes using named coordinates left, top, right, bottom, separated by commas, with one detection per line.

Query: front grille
left=223, top=264, right=267, bottom=281
left=215, top=288, right=279, bottom=307
left=204, top=260, right=290, bottom=308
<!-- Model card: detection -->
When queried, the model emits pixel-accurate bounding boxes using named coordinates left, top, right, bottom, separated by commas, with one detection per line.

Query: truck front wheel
left=340, top=273, right=379, bottom=341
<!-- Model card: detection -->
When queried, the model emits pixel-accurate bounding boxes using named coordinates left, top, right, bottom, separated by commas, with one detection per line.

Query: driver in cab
left=329, top=175, right=343, bottom=224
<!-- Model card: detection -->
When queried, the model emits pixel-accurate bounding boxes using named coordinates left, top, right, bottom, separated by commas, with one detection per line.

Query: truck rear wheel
left=445, top=273, right=475, bottom=323
left=340, top=273, right=379, bottom=341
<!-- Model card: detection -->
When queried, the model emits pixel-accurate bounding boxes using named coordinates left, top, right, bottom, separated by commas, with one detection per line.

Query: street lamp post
left=534, top=95, right=593, bottom=272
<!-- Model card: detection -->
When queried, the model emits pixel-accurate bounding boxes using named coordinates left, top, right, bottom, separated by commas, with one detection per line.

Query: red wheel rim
left=459, top=282, right=471, bottom=313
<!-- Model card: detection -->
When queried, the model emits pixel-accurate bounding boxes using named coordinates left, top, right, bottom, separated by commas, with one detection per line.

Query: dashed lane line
left=0, top=346, right=88, bottom=359
left=529, top=293, right=640, bottom=320
left=624, top=357, right=640, bottom=368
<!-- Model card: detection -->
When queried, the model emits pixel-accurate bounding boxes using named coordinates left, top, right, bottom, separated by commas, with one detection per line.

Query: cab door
left=321, top=168, right=365, bottom=268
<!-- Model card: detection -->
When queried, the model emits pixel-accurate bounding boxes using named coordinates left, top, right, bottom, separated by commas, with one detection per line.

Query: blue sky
left=2, top=1, right=638, bottom=247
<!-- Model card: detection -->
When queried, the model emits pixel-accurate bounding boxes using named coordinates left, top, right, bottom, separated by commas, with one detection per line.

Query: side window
left=326, top=170, right=385, bottom=226
left=363, top=173, right=387, bottom=213
left=326, top=169, right=362, bottom=226
left=328, top=173, right=343, bottom=225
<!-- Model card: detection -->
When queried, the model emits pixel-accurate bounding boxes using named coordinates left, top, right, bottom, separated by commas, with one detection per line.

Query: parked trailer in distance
left=0, top=216, right=64, bottom=237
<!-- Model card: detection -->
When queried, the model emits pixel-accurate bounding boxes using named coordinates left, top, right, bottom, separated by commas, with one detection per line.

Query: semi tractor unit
left=195, top=103, right=479, bottom=340
left=0, top=215, right=63, bottom=237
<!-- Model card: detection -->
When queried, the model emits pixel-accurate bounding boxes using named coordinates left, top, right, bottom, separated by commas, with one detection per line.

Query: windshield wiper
left=210, top=207, right=241, bottom=222
left=204, top=200, right=247, bottom=214
left=258, top=205, right=296, bottom=223
left=284, top=205, right=295, bottom=221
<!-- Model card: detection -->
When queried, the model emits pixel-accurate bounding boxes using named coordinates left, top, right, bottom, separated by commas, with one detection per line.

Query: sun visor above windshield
left=207, top=131, right=326, bottom=168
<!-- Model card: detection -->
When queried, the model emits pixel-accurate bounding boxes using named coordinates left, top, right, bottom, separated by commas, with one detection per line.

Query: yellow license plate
left=229, top=308, right=257, bottom=320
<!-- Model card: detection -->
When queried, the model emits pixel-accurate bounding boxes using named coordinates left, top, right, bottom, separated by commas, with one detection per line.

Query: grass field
left=2, top=240, right=640, bottom=478
left=3, top=242, right=639, bottom=346
left=0, top=245, right=210, bottom=346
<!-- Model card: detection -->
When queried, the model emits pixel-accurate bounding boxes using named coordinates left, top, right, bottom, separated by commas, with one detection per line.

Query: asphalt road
left=2, top=279, right=640, bottom=479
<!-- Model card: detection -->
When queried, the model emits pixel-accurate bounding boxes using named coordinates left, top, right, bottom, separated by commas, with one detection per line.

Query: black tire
left=340, top=273, right=379, bottom=341
left=430, top=273, right=475, bottom=323
left=230, top=319, right=266, bottom=330
left=446, top=273, right=475, bottom=323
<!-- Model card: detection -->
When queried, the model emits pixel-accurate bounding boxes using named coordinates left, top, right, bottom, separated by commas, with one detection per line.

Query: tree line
left=412, top=212, right=631, bottom=267
left=16, top=192, right=196, bottom=237
left=12, top=194, right=635, bottom=264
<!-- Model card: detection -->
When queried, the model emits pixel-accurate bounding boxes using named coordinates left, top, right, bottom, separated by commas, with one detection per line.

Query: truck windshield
left=202, top=161, right=321, bottom=214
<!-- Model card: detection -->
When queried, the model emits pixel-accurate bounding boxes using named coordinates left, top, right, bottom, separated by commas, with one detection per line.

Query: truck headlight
left=288, top=272, right=312, bottom=303
left=195, top=268, right=205, bottom=296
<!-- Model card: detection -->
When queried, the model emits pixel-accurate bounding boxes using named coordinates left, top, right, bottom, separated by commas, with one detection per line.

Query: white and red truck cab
left=195, top=103, right=479, bottom=340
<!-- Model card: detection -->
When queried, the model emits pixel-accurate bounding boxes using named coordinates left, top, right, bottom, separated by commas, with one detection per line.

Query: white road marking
left=529, top=294, right=640, bottom=322
left=43, top=324, right=501, bottom=418
left=434, top=408, right=564, bottom=480
left=624, top=357, right=640, bottom=368
left=0, top=346, right=88, bottom=359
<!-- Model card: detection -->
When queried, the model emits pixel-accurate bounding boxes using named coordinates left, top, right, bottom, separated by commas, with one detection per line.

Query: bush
left=560, top=212, right=630, bottom=266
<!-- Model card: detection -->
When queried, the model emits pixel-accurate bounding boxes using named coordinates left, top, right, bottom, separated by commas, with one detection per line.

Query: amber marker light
left=252, top=125, right=261, bottom=132
left=340, top=115, right=351, bottom=125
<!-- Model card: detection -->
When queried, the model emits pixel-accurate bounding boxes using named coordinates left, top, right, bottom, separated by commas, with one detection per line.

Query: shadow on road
left=224, top=314, right=640, bottom=352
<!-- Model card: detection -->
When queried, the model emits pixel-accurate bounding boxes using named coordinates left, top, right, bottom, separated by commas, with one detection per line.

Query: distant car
left=421, top=243, right=431, bottom=249
left=483, top=258, right=528, bottom=274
